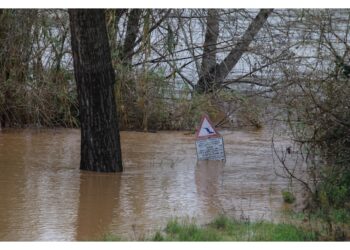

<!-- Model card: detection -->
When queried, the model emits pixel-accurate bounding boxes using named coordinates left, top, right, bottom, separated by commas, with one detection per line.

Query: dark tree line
left=0, top=9, right=276, bottom=130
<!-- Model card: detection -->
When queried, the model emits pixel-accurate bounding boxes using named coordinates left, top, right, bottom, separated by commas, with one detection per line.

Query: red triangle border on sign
left=195, top=114, right=222, bottom=140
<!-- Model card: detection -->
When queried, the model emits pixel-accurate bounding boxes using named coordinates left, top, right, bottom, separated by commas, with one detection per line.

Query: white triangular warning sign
left=195, top=115, right=221, bottom=139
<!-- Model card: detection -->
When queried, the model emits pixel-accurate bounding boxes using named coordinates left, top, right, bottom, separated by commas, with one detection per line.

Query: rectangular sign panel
left=195, top=137, right=225, bottom=161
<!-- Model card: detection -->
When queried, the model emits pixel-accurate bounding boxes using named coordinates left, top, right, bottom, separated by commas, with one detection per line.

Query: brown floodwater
left=0, top=128, right=298, bottom=241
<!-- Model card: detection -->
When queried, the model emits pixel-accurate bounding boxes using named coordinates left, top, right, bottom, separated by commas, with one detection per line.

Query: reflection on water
left=0, top=129, right=80, bottom=240
left=76, top=172, right=121, bottom=240
left=0, top=128, right=294, bottom=240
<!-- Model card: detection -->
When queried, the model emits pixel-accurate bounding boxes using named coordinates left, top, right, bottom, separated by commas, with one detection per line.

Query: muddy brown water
left=0, top=128, right=296, bottom=241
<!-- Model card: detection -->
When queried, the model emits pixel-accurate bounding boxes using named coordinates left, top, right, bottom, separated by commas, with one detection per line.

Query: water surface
left=0, top=128, right=295, bottom=240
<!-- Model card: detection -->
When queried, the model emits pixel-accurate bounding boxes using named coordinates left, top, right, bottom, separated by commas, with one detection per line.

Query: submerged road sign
left=195, top=115, right=225, bottom=161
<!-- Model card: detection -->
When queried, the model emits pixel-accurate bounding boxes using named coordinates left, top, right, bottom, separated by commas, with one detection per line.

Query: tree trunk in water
left=195, top=9, right=273, bottom=93
left=0, top=9, right=9, bottom=128
left=69, top=9, right=123, bottom=172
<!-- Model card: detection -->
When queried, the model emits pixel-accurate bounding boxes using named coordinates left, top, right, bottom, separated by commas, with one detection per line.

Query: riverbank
left=103, top=215, right=316, bottom=241
left=103, top=213, right=350, bottom=241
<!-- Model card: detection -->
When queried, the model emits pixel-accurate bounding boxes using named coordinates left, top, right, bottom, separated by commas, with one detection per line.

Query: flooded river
left=0, top=128, right=296, bottom=240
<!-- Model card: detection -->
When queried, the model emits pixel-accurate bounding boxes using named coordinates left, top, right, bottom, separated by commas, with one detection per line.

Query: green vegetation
left=281, top=190, right=295, bottom=204
left=151, top=216, right=317, bottom=241
left=279, top=76, right=350, bottom=236
left=114, top=65, right=267, bottom=131
left=1, top=10, right=269, bottom=130
left=101, top=233, right=122, bottom=241
left=274, top=32, right=350, bottom=236
left=102, top=212, right=350, bottom=241
left=282, top=208, right=350, bottom=241
left=103, top=215, right=320, bottom=241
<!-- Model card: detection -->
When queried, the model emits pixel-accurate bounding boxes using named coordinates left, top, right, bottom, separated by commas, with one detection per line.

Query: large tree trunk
left=195, top=9, right=273, bottom=93
left=69, top=9, right=123, bottom=172
left=0, top=9, right=7, bottom=128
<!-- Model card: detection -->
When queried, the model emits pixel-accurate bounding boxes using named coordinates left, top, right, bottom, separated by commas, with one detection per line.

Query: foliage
left=101, top=233, right=122, bottom=241
left=212, top=89, right=265, bottom=128
left=0, top=9, right=271, bottom=130
left=272, top=28, right=350, bottom=238
left=1, top=9, right=275, bottom=130
left=0, top=10, right=78, bottom=128
left=282, top=190, right=296, bottom=204
left=114, top=65, right=181, bottom=130
left=281, top=76, right=350, bottom=210
left=269, top=10, right=350, bottom=225
left=114, top=64, right=229, bottom=131
left=282, top=208, right=350, bottom=240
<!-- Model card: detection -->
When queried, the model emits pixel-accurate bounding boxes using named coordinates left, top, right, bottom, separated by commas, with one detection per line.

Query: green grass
left=102, top=213, right=350, bottom=241
left=329, top=208, right=350, bottom=224
left=150, top=215, right=317, bottom=241
left=160, top=219, right=222, bottom=241
left=101, top=233, right=122, bottom=241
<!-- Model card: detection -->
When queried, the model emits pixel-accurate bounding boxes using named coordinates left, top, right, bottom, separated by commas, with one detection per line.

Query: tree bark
left=121, top=9, right=142, bottom=67
left=0, top=9, right=10, bottom=128
left=200, top=9, right=219, bottom=79
left=195, top=9, right=273, bottom=93
left=69, top=9, right=123, bottom=172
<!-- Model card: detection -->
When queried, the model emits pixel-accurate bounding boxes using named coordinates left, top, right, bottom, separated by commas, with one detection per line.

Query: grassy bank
left=150, top=216, right=317, bottom=241
left=102, top=215, right=319, bottom=241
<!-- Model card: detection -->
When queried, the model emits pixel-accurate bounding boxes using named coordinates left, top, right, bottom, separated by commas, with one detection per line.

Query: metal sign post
left=195, top=115, right=226, bottom=161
